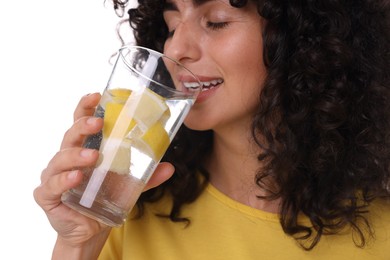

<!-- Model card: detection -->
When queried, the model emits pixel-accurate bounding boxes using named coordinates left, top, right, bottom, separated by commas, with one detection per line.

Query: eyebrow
left=163, top=0, right=212, bottom=11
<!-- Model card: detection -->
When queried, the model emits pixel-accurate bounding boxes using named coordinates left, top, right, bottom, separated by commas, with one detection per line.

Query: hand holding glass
left=61, top=46, right=202, bottom=226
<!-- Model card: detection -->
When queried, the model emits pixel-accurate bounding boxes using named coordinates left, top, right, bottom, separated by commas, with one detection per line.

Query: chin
left=183, top=121, right=211, bottom=131
left=183, top=116, right=213, bottom=131
left=182, top=106, right=217, bottom=131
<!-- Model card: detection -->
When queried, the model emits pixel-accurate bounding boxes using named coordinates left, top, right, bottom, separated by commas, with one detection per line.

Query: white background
left=0, top=0, right=136, bottom=258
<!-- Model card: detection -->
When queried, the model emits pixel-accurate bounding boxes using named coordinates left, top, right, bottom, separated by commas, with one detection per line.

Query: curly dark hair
left=112, top=0, right=390, bottom=250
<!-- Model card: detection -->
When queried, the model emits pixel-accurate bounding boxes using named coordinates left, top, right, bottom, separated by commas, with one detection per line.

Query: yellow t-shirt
left=99, top=184, right=390, bottom=259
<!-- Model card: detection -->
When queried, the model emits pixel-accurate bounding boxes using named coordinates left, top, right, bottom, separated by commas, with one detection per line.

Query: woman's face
left=163, top=0, right=266, bottom=132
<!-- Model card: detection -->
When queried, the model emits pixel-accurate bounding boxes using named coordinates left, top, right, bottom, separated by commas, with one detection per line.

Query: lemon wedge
left=103, top=102, right=136, bottom=138
left=97, top=139, right=131, bottom=175
left=101, top=87, right=171, bottom=171
left=100, top=88, right=131, bottom=108
left=132, top=89, right=170, bottom=130
left=103, top=88, right=170, bottom=137
left=101, top=89, right=133, bottom=174
left=102, top=88, right=135, bottom=138
left=110, top=88, right=132, bottom=100
left=111, top=139, right=131, bottom=175
left=131, top=122, right=170, bottom=161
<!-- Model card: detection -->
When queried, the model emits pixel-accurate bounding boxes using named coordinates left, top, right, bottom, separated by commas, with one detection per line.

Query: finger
left=60, top=116, right=103, bottom=149
left=34, top=169, right=83, bottom=212
left=41, top=148, right=99, bottom=183
left=144, top=162, right=175, bottom=191
left=73, top=93, right=101, bottom=122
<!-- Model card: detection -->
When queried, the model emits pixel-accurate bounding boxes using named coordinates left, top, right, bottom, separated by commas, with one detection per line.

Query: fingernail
left=80, top=149, right=95, bottom=158
left=68, top=170, right=79, bottom=180
left=87, top=117, right=97, bottom=125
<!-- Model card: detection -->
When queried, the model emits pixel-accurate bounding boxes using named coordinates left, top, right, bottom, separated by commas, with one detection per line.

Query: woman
left=34, top=0, right=390, bottom=259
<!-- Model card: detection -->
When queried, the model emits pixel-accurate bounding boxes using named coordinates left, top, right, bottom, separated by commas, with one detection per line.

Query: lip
left=193, top=75, right=223, bottom=103
left=195, top=84, right=220, bottom=103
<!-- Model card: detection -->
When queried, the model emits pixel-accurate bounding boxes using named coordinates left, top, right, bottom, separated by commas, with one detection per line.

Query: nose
left=163, top=22, right=200, bottom=65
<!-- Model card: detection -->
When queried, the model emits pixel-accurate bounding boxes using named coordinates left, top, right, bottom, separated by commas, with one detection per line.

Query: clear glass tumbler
left=61, top=45, right=202, bottom=226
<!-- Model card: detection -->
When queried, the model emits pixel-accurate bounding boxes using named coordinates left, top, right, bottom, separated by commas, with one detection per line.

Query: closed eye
left=167, top=21, right=228, bottom=38
left=206, top=21, right=229, bottom=30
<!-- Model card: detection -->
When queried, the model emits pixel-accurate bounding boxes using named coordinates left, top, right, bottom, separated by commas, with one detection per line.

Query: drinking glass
left=61, top=45, right=202, bottom=226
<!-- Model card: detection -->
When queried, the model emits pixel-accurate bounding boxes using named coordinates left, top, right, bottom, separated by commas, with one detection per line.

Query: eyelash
left=206, top=21, right=229, bottom=30
left=166, top=21, right=229, bottom=38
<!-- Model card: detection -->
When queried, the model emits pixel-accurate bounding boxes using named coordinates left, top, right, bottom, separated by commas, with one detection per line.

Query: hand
left=33, top=93, right=174, bottom=249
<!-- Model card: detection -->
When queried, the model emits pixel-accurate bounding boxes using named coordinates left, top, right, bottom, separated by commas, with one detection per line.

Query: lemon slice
left=103, top=88, right=135, bottom=138
left=131, top=122, right=170, bottom=161
left=132, top=89, right=170, bottom=130
left=100, top=88, right=131, bottom=108
left=103, top=88, right=170, bottom=136
left=103, top=102, right=136, bottom=138
left=101, top=88, right=170, bottom=171
left=101, top=89, right=133, bottom=174
left=110, top=139, right=131, bottom=175
left=110, top=88, right=132, bottom=99
left=97, top=139, right=131, bottom=175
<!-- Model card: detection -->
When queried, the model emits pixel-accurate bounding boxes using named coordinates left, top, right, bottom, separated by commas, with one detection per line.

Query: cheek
left=217, top=24, right=265, bottom=85
left=227, top=41, right=265, bottom=103
left=244, top=67, right=265, bottom=113
left=235, top=39, right=264, bottom=77
left=231, top=51, right=265, bottom=115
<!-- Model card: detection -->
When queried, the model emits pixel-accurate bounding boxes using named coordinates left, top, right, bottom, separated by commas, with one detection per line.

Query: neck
left=205, top=124, right=280, bottom=213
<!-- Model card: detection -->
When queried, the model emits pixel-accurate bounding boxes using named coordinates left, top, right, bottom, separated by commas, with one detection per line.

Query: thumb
left=144, top=162, right=174, bottom=191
